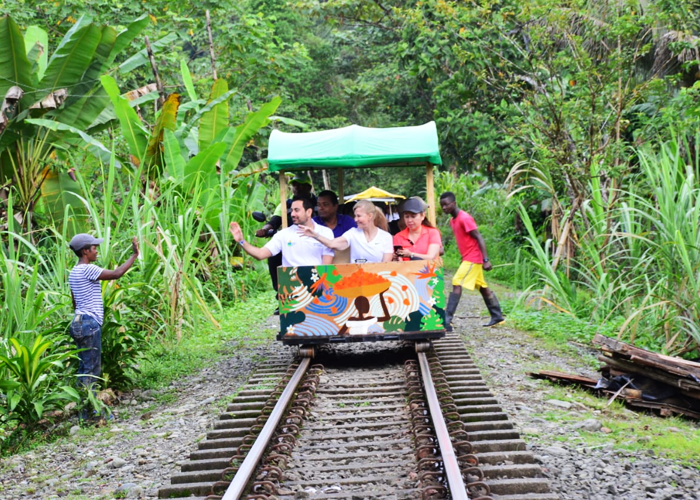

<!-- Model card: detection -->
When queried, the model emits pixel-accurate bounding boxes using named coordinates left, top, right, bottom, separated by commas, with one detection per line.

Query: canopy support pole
left=280, top=171, right=288, bottom=229
left=338, top=169, right=345, bottom=205
left=426, top=163, right=436, bottom=225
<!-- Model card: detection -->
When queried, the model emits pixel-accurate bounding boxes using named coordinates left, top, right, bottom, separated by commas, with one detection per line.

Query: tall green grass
left=516, top=135, right=700, bottom=356
left=0, top=149, right=272, bottom=439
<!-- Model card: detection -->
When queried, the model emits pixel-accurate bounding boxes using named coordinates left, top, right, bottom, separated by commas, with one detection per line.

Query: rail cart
left=267, top=121, right=446, bottom=346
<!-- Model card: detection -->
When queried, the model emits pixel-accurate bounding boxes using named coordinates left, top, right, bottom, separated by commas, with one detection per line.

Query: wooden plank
left=280, top=171, right=288, bottom=229
left=593, top=334, right=700, bottom=378
left=426, top=163, right=436, bottom=226
left=621, top=398, right=700, bottom=420
left=598, top=355, right=700, bottom=399
left=529, top=370, right=598, bottom=387
left=531, top=368, right=700, bottom=419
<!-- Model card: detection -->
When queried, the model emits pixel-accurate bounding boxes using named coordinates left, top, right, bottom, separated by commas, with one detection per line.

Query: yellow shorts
left=452, top=261, right=487, bottom=291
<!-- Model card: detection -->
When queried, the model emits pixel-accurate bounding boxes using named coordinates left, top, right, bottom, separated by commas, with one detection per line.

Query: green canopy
left=268, top=122, right=442, bottom=171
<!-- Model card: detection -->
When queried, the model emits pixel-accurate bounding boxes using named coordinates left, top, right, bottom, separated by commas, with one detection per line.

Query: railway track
left=159, top=334, right=557, bottom=499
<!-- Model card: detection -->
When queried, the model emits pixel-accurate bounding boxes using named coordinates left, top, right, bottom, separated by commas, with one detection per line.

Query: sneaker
left=273, top=307, right=280, bottom=315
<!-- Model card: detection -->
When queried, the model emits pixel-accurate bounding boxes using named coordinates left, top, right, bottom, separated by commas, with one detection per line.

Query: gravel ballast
left=453, top=292, right=700, bottom=500
left=1, top=296, right=699, bottom=499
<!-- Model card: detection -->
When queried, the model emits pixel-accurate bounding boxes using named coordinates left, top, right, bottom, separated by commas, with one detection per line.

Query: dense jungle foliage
left=1, top=0, right=699, bottom=449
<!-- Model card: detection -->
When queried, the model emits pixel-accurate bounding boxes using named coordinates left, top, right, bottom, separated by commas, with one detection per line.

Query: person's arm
left=322, top=254, right=334, bottom=264
left=230, top=222, right=273, bottom=261
left=382, top=252, right=394, bottom=263
left=409, top=243, right=441, bottom=261
left=99, top=237, right=139, bottom=280
left=298, top=225, right=350, bottom=251
left=71, top=290, right=76, bottom=309
left=469, top=229, right=492, bottom=271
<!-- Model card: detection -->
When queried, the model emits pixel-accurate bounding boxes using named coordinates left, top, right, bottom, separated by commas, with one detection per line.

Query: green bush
left=0, top=335, right=81, bottom=452
left=100, top=283, right=149, bottom=391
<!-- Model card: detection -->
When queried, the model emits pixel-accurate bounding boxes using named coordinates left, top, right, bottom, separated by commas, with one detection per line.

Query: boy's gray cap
left=402, top=197, right=429, bottom=213
left=69, top=233, right=104, bottom=251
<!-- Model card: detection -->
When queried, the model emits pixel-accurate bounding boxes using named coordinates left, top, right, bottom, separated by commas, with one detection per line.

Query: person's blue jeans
left=69, top=314, right=102, bottom=388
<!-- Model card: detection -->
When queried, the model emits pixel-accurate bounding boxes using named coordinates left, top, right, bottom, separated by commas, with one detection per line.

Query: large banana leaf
left=180, top=59, right=198, bottom=103
left=101, top=75, right=148, bottom=165
left=199, top=79, right=229, bottom=152
left=269, top=115, right=309, bottom=129
left=145, top=93, right=181, bottom=177
left=48, top=25, right=117, bottom=131
left=24, top=26, right=48, bottom=81
left=25, top=118, right=115, bottom=166
left=32, top=19, right=102, bottom=106
left=107, top=14, right=150, bottom=66
left=35, top=168, right=87, bottom=234
left=183, top=142, right=227, bottom=192
left=0, top=15, right=35, bottom=101
left=88, top=85, right=159, bottom=130
left=164, top=129, right=186, bottom=182
left=220, top=96, right=282, bottom=171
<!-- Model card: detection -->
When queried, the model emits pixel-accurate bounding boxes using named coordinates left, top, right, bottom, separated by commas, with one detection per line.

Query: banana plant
left=0, top=14, right=149, bottom=233
left=100, top=67, right=282, bottom=230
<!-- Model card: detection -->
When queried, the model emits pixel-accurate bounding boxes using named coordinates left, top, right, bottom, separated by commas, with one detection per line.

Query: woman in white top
left=299, top=200, right=394, bottom=263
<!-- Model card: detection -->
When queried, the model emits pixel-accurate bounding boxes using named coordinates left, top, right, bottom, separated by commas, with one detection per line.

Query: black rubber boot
left=444, top=292, right=461, bottom=332
left=482, top=291, right=505, bottom=327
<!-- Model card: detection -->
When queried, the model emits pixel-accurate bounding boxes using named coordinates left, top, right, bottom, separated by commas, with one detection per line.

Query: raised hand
left=229, top=221, right=244, bottom=242
left=297, top=225, right=316, bottom=238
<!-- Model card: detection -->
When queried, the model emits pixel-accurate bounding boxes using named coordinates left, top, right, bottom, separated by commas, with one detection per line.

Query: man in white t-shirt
left=229, top=196, right=334, bottom=268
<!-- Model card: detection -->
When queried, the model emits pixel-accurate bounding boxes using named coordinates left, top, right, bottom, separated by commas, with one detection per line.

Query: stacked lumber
left=530, top=335, right=700, bottom=419
left=593, top=334, right=700, bottom=418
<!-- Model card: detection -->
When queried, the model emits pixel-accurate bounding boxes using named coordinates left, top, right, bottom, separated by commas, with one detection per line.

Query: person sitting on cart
left=230, top=196, right=334, bottom=267
left=313, top=190, right=357, bottom=237
left=298, top=200, right=394, bottom=263
left=255, top=173, right=317, bottom=310
left=393, top=197, right=442, bottom=261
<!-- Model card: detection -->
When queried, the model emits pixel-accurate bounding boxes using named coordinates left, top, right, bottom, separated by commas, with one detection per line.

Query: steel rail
left=222, top=356, right=312, bottom=500
left=418, top=350, right=470, bottom=500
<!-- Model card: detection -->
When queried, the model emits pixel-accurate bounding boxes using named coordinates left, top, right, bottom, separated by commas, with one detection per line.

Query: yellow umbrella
left=344, top=186, right=405, bottom=203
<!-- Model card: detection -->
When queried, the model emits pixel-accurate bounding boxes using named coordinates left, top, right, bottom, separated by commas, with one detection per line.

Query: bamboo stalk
left=280, top=172, right=288, bottom=229
left=426, top=163, right=436, bottom=226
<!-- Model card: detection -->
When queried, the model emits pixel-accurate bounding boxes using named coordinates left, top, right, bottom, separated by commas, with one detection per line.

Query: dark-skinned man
left=68, top=233, right=139, bottom=420
left=439, top=191, right=505, bottom=331
left=313, top=190, right=356, bottom=237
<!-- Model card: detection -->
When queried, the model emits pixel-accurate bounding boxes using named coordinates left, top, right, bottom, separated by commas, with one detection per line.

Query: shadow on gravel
left=313, top=341, right=416, bottom=367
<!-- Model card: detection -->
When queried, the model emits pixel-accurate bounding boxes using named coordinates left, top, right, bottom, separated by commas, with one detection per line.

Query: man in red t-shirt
left=439, top=191, right=504, bottom=331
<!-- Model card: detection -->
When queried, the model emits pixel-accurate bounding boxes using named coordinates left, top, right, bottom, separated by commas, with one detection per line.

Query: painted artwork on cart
left=277, top=260, right=445, bottom=341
